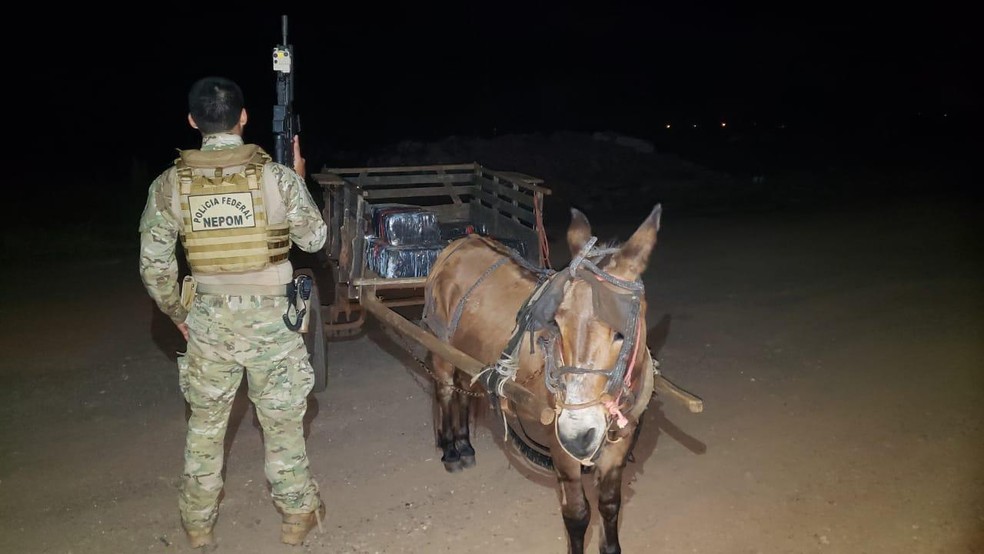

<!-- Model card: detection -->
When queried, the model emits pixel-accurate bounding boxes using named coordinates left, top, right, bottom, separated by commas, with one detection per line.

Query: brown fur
left=424, top=206, right=661, bottom=554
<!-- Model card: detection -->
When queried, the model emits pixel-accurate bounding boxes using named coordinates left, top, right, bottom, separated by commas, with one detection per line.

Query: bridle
left=546, top=237, right=643, bottom=412
left=482, top=236, right=646, bottom=433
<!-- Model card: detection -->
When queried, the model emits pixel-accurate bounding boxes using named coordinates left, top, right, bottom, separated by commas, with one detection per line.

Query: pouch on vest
left=180, top=276, right=197, bottom=311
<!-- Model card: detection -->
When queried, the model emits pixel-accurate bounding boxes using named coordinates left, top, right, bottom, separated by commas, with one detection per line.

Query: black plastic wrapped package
left=367, top=203, right=441, bottom=246
left=365, top=236, right=447, bottom=278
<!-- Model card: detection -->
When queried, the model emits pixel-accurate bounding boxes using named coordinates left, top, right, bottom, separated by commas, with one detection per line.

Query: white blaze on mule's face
left=554, top=284, right=621, bottom=461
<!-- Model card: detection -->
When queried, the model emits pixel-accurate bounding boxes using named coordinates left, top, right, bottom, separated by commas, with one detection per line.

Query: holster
left=284, top=274, right=313, bottom=333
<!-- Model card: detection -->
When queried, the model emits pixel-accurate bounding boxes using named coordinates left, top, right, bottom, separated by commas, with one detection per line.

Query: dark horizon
left=8, top=6, right=981, bottom=228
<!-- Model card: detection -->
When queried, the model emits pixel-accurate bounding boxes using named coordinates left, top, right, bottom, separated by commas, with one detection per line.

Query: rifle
left=272, top=14, right=299, bottom=168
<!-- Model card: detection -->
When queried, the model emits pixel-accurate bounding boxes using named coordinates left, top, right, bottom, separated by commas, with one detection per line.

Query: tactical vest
left=174, top=144, right=291, bottom=274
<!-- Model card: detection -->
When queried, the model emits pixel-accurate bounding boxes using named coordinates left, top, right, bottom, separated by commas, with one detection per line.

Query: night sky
left=9, top=6, right=980, bottom=226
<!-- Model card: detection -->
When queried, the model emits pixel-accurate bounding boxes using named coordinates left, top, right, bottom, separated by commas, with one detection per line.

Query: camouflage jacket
left=138, top=133, right=326, bottom=324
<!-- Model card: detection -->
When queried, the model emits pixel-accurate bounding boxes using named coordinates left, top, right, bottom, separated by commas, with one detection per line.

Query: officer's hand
left=292, top=135, right=306, bottom=177
left=176, top=322, right=190, bottom=342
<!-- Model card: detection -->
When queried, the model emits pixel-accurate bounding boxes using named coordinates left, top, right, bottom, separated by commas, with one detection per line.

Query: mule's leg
left=594, top=428, right=637, bottom=554
left=431, top=355, right=464, bottom=472
left=554, top=452, right=590, bottom=554
left=451, top=369, right=476, bottom=468
left=595, top=460, right=626, bottom=554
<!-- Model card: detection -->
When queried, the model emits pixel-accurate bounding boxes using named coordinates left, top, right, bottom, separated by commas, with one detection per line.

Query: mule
left=421, top=205, right=662, bottom=554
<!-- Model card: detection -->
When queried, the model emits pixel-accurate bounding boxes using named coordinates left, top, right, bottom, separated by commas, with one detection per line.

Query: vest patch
left=188, top=192, right=256, bottom=231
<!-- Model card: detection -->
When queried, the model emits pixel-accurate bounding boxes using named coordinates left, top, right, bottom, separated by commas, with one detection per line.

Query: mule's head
left=550, top=205, right=661, bottom=462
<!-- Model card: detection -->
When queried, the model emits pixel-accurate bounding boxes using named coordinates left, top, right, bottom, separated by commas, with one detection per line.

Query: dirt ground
left=1, top=195, right=981, bottom=554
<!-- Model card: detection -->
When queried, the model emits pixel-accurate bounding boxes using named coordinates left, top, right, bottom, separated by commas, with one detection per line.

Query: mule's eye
left=613, top=331, right=625, bottom=343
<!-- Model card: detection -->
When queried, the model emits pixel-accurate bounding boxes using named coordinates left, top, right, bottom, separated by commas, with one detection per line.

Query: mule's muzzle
left=556, top=406, right=607, bottom=461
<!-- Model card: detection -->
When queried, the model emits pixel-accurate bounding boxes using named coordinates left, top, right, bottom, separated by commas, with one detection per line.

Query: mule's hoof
left=441, top=449, right=462, bottom=473
left=443, top=459, right=465, bottom=473
left=454, top=441, right=475, bottom=470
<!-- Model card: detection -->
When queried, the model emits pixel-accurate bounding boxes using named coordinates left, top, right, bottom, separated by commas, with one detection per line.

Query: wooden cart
left=304, top=162, right=702, bottom=414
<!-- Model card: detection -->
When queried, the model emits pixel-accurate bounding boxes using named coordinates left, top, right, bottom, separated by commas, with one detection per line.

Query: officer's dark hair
left=188, top=76, right=244, bottom=135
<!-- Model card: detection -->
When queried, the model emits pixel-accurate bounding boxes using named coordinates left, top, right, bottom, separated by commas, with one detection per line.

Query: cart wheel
left=295, top=268, right=328, bottom=393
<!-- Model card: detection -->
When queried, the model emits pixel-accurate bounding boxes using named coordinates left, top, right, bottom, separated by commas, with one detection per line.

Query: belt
left=196, top=283, right=290, bottom=296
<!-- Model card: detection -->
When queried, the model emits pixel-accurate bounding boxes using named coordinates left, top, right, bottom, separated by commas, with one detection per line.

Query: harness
left=422, top=235, right=551, bottom=344
left=482, top=237, right=646, bottom=422
left=425, top=234, right=653, bottom=465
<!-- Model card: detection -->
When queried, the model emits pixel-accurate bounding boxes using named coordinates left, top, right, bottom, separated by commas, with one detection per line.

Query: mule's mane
left=480, top=234, right=624, bottom=272
left=591, top=238, right=622, bottom=269
left=474, top=235, right=549, bottom=278
left=597, top=238, right=622, bottom=250
left=477, top=234, right=525, bottom=258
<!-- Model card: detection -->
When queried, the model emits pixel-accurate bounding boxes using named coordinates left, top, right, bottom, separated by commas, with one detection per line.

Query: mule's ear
left=609, top=204, right=662, bottom=280
left=567, top=207, right=592, bottom=258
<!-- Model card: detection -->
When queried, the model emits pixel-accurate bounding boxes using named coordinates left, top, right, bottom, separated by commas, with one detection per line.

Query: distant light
left=720, top=121, right=727, bottom=128
left=693, top=124, right=698, bottom=128
left=943, top=113, right=948, bottom=117
left=665, top=124, right=671, bottom=129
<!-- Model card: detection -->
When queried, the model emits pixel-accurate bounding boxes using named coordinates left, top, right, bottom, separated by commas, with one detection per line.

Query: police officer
left=138, top=76, right=327, bottom=548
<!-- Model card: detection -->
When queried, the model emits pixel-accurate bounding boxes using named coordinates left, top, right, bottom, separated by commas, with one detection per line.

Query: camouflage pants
left=177, top=293, right=320, bottom=529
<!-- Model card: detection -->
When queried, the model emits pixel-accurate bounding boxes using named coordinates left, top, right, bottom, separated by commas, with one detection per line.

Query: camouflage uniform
left=138, top=133, right=327, bottom=531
